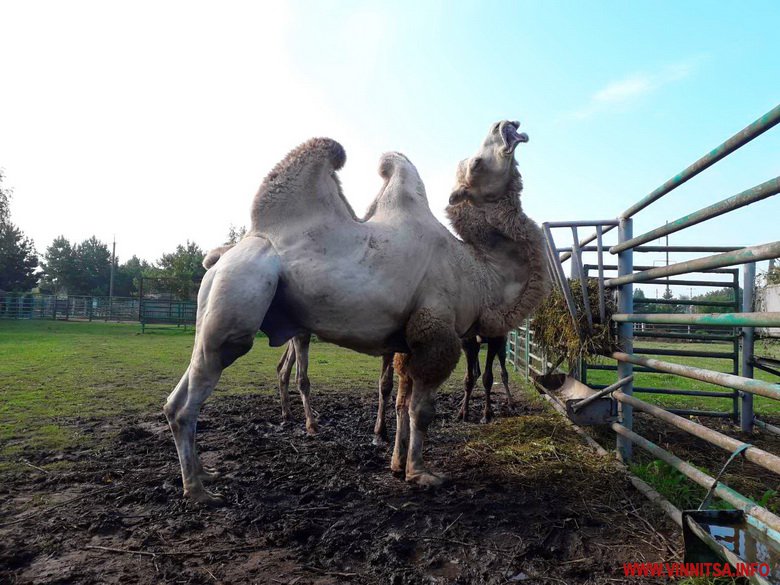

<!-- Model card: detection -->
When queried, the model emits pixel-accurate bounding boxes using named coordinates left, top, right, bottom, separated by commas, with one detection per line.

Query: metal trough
left=532, top=373, right=617, bottom=425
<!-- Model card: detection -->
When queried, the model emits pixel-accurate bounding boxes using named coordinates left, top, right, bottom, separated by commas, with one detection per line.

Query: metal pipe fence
left=507, top=102, right=780, bottom=571
left=0, top=292, right=194, bottom=327
left=0, top=292, right=138, bottom=322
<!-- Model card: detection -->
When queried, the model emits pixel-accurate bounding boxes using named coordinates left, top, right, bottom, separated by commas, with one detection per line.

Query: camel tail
left=203, top=244, right=235, bottom=270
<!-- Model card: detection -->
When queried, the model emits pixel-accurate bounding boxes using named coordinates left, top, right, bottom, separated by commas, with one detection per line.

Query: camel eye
left=492, top=122, right=500, bottom=132
left=470, top=157, right=482, bottom=171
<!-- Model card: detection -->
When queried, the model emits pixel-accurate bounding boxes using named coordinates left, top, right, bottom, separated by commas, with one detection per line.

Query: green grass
left=0, top=319, right=393, bottom=464
left=585, top=340, right=780, bottom=415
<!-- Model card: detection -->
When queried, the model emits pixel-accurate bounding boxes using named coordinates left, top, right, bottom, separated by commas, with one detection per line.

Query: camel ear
left=449, top=189, right=471, bottom=205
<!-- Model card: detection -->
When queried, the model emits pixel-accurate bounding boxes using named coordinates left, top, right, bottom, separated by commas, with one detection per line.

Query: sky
left=1, top=0, right=778, bottom=298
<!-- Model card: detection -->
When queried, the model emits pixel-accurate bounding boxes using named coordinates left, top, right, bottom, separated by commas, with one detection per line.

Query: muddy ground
left=0, top=383, right=680, bottom=584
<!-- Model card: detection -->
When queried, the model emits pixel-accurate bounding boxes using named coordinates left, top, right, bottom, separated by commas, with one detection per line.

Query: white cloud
left=568, top=58, right=702, bottom=120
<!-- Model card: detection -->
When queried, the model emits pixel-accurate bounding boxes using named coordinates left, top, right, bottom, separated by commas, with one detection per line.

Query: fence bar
left=570, top=226, right=593, bottom=332
left=544, top=220, right=620, bottom=228
left=613, top=312, right=780, bottom=327
left=633, top=347, right=736, bottom=359
left=616, top=217, right=634, bottom=462
left=755, top=419, right=780, bottom=436
left=611, top=352, right=780, bottom=401
left=633, top=331, right=736, bottom=342
left=620, top=104, right=780, bottom=219
left=586, top=265, right=738, bottom=275
left=611, top=177, right=780, bottom=254
left=614, top=391, right=780, bottom=475
left=666, top=409, right=733, bottom=419
left=587, top=364, right=657, bottom=373
left=543, top=224, right=580, bottom=330
left=642, top=278, right=736, bottom=288
left=753, top=358, right=780, bottom=378
left=634, top=298, right=735, bottom=307
left=633, top=245, right=744, bottom=253
left=591, top=384, right=736, bottom=398
left=572, top=375, right=633, bottom=413
left=633, top=386, right=735, bottom=399
left=611, top=422, right=780, bottom=538
left=595, top=226, right=606, bottom=323
left=606, top=241, right=780, bottom=287
left=573, top=245, right=743, bottom=253
left=742, top=262, right=757, bottom=432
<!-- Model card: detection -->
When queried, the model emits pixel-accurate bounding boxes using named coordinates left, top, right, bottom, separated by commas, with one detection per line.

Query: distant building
left=757, top=283, right=780, bottom=338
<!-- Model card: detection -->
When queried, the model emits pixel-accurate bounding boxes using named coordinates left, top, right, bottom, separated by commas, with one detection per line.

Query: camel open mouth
left=500, top=121, right=529, bottom=152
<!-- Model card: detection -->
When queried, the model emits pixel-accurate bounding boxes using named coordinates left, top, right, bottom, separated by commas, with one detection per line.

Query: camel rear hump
left=250, top=138, right=351, bottom=235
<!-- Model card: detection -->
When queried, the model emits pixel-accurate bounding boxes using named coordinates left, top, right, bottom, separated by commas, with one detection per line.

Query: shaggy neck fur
left=446, top=164, right=551, bottom=336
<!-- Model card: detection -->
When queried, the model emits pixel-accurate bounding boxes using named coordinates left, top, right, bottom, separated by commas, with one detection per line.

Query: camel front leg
left=292, top=333, right=318, bottom=435
left=457, top=338, right=480, bottom=421
left=406, top=380, right=443, bottom=485
left=390, top=355, right=412, bottom=473
left=373, top=353, right=394, bottom=446
left=402, top=308, right=460, bottom=486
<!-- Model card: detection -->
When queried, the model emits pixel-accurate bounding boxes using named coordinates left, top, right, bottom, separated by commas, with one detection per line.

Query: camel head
left=448, top=120, right=528, bottom=206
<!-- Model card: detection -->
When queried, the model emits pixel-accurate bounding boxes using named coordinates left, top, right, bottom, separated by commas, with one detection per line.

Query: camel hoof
left=372, top=434, right=388, bottom=447
left=186, top=488, right=225, bottom=507
left=390, top=458, right=405, bottom=474
left=480, top=411, right=494, bottom=424
left=456, top=409, right=468, bottom=422
left=306, top=421, right=319, bottom=436
left=407, top=470, right=447, bottom=487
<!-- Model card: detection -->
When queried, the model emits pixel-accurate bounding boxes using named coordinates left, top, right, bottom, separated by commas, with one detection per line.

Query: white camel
left=164, top=121, right=550, bottom=504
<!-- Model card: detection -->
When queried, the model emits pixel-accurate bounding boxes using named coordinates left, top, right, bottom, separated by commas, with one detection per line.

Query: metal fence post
left=731, top=270, right=740, bottom=422
left=524, top=318, right=531, bottom=380
left=616, top=217, right=634, bottom=462
left=741, top=262, right=756, bottom=432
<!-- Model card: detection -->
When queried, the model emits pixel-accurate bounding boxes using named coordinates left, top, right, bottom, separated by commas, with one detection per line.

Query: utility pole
left=108, top=236, right=116, bottom=321
left=665, top=221, right=670, bottom=299
left=109, top=236, right=116, bottom=298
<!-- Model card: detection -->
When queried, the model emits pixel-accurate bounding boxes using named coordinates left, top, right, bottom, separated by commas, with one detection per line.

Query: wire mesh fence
left=0, top=293, right=141, bottom=322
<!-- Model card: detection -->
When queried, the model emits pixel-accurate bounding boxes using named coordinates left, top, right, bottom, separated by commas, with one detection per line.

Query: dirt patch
left=0, top=385, right=679, bottom=584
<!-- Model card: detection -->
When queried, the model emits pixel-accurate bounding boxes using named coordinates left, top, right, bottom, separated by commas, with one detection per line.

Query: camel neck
left=447, top=198, right=550, bottom=336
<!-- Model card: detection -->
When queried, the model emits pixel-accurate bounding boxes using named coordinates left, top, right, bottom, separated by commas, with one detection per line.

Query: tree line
left=0, top=170, right=247, bottom=298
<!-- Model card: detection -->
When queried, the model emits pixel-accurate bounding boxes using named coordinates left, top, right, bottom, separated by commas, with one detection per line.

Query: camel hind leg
left=373, top=353, right=394, bottom=446
left=164, top=237, right=280, bottom=504
left=457, top=338, right=480, bottom=422
left=276, top=341, right=295, bottom=423
left=495, top=336, right=514, bottom=408
left=391, top=354, right=412, bottom=473
left=481, top=338, right=500, bottom=424
left=292, top=333, right=318, bottom=435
